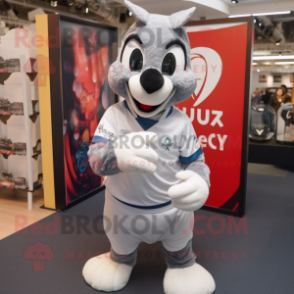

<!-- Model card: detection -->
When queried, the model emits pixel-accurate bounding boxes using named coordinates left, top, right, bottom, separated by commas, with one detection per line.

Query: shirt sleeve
left=179, top=115, right=203, bottom=164
left=91, top=106, right=117, bottom=145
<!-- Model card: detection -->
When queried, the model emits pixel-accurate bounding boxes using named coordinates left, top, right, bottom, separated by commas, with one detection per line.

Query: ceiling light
left=253, top=51, right=271, bottom=56
left=253, top=55, right=294, bottom=60
left=231, top=0, right=238, bottom=4
left=276, top=42, right=280, bottom=46
left=229, top=14, right=250, bottom=18
left=50, top=1, right=57, bottom=7
left=253, top=11, right=291, bottom=16
left=257, top=69, right=260, bottom=72
left=264, top=62, right=270, bottom=65
left=229, top=11, right=291, bottom=18
left=252, top=63, right=257, bottom=65
left=275, top=62, right=294, bottom=65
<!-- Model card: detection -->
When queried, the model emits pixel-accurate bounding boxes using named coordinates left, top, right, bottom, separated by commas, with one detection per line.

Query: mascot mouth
left=134, top=99, right=161, bottom=113
left=126, top=83, right=176, bottom=117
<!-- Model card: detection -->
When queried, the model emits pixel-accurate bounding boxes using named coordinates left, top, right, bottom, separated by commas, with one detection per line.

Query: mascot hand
left=168, top=170, right=209, bottom=211
left=114, top=131, right=158, bottom=174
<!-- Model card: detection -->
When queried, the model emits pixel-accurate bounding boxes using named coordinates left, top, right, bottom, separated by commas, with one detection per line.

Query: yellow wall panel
left=36, top=15, right=56, bottom=209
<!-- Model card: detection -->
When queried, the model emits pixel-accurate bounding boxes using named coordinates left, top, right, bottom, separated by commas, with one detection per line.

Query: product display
left=0, top=137, right=26, bottom=156
left=36, top=14, right=117, bottom=210
left=276, top=103, right=294, bottom=145
left=0, top=26, right=42, bottom=209
left=177, top=18, right=252, bottom=214
left=61, top=22, right=113, bottom=204
left=249, top=104, right=276, bottom=142
left=0, top=171, right=26, bottom=189
left=0, top=99, right=24, bottom=116
left=83, top=1, right=215, bottom=294
left=0, top=58, right=21, bottom=73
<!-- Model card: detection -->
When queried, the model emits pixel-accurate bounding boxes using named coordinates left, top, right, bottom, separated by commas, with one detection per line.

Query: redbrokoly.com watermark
left=15, top=214, right=248, bottom=236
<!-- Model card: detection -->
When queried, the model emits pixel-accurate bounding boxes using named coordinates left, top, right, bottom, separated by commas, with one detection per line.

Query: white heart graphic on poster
left=191, top=47, right=222, bottom=107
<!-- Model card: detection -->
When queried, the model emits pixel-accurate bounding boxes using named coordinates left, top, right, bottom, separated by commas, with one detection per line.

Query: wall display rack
left=0, top=25, right=42, bottom=210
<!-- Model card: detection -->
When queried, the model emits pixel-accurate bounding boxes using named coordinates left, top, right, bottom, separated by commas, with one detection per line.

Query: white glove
left=114, top=131, right=158, bottom=174
left=168, top=170, right=209, bottom=212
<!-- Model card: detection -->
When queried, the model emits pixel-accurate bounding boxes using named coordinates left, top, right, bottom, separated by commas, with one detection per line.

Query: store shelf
left=248, top=139, right=294, bottom=167
left=0, top=25, right=42, bottom=210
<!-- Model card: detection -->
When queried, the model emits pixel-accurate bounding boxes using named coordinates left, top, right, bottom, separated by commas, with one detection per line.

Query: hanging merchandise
left=0, top=25, right=42, bottom=210
left=249, top=104, right=276, bottom=142
left=276, top=103, right=294, bottom=145
left=0, top=138, right=26, bottom=156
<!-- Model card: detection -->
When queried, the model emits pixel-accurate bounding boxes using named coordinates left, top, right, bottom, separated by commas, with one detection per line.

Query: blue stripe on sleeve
left=179, top=147, right=203, bottom=164
left=91, top=135, right=110, bottom=144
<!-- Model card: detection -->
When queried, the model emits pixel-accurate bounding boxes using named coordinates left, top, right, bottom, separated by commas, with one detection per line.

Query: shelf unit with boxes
left=0, top=25, right=42, bottom=210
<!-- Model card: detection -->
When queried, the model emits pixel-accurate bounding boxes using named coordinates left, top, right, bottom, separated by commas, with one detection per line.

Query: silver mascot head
left=108, top=0, right=196, bottom=118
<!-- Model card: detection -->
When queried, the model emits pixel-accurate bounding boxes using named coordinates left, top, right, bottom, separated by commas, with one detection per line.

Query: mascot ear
left=169, top=7, right=196, bottom=29
left=124, top=0, right=150, bottom=24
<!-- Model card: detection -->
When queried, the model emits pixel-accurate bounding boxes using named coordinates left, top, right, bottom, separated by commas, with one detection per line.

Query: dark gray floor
left=1, top=168, right=294, bottom=294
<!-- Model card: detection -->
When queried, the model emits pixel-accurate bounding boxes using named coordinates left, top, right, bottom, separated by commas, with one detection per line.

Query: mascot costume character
left=83, top=1, right=216, bottom=293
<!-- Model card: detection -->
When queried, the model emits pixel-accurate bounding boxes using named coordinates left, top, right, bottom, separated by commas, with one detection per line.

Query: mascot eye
left=162, top=45, right=186, bottom=75
left=129, top=49, right=143, bottom=71
left=121, top=40, right=144, bottom=72
left=162, top=53, right=176, bottom=75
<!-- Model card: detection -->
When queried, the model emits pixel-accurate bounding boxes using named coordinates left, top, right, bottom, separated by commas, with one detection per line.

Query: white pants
left=104, top=189, right=194, bottom=254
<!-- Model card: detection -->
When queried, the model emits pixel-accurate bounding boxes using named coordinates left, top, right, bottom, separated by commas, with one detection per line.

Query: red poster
left=177, top=21, right=252, bottom=215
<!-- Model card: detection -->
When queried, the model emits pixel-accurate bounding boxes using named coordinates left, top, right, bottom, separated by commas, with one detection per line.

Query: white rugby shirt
left=91, top=101, right=203, bottom=207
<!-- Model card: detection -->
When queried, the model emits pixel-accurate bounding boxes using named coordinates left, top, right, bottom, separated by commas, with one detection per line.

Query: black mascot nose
left=140, top=69, right=164, bottom=94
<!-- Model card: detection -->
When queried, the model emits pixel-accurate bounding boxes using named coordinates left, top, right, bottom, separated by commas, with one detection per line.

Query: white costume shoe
left=163, top=263, right=216, bottom=294
left=82, top=253, right=133, bottom=292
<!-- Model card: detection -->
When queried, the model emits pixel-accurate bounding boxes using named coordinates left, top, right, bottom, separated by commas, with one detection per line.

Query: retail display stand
left=178, top=17, right=253, bottom=216
left=248, top=140, right=294, bottom=168
left=36, top=14, right=117, bottom=211
left=0, top=25, right=42, bottom=210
